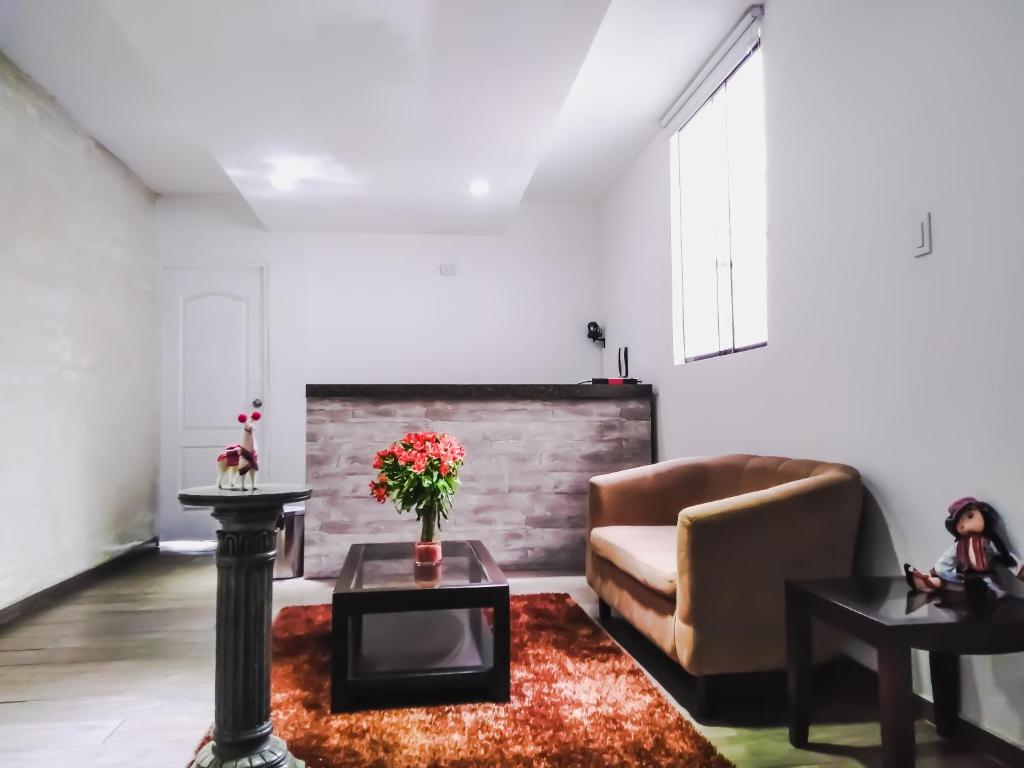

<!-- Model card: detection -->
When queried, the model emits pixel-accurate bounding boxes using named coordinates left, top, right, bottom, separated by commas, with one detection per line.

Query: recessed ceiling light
left=273, top=156, right=318, bottom=179
left=468, top=178, right=490, bottom=196
left=270, top=173, right=295, bottom=191
left=267, top=155, right=322, bottom=191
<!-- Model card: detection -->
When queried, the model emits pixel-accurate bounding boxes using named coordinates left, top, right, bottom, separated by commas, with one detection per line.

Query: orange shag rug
left=193, top=593, right=732, bottom=767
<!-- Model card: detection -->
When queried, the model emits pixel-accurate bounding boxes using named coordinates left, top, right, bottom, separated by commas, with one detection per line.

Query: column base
left=192, top=736, right=304, bottom=768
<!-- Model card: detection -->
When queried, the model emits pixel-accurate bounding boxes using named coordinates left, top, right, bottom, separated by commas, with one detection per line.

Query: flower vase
left=414, top=529, right=443, bottom=587
left=415, top=509, right=443, bottom=566
left=414, top=539, right=442, bottom=566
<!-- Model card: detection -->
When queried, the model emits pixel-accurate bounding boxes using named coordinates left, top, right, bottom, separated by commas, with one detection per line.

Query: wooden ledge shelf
left=305, top=383, right=653, bottom=401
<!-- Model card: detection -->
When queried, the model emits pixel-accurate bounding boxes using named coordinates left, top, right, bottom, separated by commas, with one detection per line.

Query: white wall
left=597, top=0, right=1024, bottom=747
left=155, top=195, right=603, bottom=535
left=0, top=56, right=157, bottom=611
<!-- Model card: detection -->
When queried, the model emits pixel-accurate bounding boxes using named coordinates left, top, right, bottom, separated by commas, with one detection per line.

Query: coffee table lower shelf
left=330, top=540, right=511, bottom=712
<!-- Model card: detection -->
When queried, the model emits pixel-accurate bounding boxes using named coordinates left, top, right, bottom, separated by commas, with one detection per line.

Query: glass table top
left=797, top=577, right=1024, bottom=627
left=336, top=540, right=501, bottom=593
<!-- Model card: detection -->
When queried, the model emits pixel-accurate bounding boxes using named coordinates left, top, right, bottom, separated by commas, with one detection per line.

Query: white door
left=159, top=265, right=266, bottom=540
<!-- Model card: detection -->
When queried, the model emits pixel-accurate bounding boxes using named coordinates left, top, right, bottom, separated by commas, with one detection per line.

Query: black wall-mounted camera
left=586, top=321, right=606, bottom=348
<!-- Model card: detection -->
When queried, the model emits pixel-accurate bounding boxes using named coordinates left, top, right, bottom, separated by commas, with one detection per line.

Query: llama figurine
left=216, top=411, right=261, bottom=490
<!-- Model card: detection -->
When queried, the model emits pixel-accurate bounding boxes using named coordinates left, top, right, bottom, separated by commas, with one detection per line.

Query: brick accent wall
left=305, top=396, right=652, bottom=576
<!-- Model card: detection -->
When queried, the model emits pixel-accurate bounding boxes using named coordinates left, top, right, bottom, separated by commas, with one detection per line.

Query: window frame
left=670, top=39, right=766, bottom=365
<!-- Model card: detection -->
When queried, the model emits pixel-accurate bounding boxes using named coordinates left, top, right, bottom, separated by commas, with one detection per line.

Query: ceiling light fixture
left=267, top=155, right=321, bottom=191
left=468, top=178, right=490, bottom=196
left=270, top=173, right=296, bottom=191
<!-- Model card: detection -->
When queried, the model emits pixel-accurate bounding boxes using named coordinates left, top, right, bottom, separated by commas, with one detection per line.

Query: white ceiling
left=0, top=0, right=754, bottom=232
left=0, top=1, right=232, bottom=195
left=524, top=0, right=755, bottom=202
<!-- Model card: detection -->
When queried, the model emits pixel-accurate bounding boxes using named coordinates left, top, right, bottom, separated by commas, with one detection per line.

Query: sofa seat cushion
left=589, top=526, right=678, bottom=598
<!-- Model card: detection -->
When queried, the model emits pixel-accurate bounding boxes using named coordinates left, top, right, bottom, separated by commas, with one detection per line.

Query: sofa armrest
left=675, top=472, right=863, bottom=627
left=588, top=457, right=712, bottom=531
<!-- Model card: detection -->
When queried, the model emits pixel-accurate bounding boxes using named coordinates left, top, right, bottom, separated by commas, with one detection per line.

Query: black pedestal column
left=179, top=485, right=312, bottom=768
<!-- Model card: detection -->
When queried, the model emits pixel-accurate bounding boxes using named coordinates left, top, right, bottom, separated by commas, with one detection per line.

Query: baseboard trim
left=915, top=694, right=1022, bottom=768
left=845, top=656, right=1022, bottom=767
left=0, top=537, right=160, bottom=629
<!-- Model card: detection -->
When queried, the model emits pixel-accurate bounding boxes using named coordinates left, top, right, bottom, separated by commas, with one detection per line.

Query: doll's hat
left=945, top=496, right=980, bottom=535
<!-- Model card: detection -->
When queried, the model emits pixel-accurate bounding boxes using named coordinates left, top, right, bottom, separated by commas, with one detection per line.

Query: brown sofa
left=587, top=454, right=862, bottom=706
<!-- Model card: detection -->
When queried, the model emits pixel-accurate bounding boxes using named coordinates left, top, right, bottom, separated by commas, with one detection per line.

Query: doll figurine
left=904, top=497, right=1024, bottom=600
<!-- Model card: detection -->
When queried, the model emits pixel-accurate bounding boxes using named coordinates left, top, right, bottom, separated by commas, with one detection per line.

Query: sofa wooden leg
left=598, top=598, right=611, bottom=620
left=695, top=675, right=713, bottom=719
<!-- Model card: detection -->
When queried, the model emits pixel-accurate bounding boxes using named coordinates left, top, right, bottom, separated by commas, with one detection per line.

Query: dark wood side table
left=180, top=484, right=312, bottom=768
left=786, top=577, right=1024, bottom=768
left=332, top=540, right=510, bottom=712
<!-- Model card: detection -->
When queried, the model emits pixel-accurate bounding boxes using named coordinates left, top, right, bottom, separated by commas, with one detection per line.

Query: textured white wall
left=597, top=0, right=1024, bottom=746
left=0, top=56, right=158, bottom=610
left=154, top=195, right=603, bottom=534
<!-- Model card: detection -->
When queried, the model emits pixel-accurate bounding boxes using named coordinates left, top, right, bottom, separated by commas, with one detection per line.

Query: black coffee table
left=331, top=540, right=510, bottom=711
left=786, top=577, right=1024, bottom=768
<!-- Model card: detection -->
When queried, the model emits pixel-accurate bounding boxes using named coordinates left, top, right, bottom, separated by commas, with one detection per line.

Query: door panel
left=181, top=445, right=225, bottom=489
left=160, top=266, right=266, bottom=540
left=182, top=293, right=250, bottom=429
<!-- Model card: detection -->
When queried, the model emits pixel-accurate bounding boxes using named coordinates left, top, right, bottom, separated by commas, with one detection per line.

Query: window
left=670, top=44, right=766, bottom=364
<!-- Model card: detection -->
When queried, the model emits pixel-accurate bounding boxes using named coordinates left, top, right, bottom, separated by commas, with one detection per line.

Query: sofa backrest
left=707, top=454, right=859, bottom=497
left=587, top=453, right=861, bottom=531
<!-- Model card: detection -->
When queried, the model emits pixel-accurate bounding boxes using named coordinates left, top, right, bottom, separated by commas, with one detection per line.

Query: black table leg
left=491, top=589, right=511, bottom=701
left=351, top=613, right=363, bottom=666
left=786, top=584, right=812, bottom=747
left=330, top=607, right=351, bottom=712
left=929, top=652, right=960, bottom=739
left=878, top=643, right=915, bottom=768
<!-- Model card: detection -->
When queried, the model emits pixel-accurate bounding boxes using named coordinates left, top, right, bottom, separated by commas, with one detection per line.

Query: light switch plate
left=914, top=212, right=933, bottom=258
left=439, top=263, right=457, bottom=277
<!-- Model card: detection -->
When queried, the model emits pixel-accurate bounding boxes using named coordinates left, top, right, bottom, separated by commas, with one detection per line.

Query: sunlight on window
left=671, top=45, right=766, bottom=363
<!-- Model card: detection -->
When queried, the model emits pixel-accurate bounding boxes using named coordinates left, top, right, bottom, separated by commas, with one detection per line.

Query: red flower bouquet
left=369, top=432, right=466, bottom=549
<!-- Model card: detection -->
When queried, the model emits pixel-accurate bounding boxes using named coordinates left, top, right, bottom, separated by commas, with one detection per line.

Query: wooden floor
left=0, top=552, right=1005, bottom=767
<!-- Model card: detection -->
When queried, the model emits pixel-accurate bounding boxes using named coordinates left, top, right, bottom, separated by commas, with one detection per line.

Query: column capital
left=178, top=484, right=312, bottom=511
